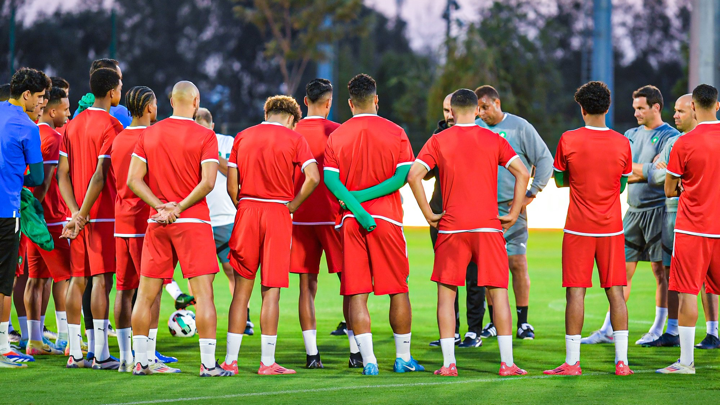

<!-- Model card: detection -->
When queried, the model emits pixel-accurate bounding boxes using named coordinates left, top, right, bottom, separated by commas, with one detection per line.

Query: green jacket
left=20, top=188, right=54, bottom=251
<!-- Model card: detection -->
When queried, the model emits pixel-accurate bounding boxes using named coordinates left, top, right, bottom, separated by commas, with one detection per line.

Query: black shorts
left=0, top=217, right=20, bottom=296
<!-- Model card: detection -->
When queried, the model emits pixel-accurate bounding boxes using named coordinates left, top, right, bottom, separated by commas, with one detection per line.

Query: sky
left=24, top=0, right=477, bottom=51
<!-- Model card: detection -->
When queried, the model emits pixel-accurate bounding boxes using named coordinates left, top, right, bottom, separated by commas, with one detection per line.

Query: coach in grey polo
left=474, top=85, right=553, bottom=340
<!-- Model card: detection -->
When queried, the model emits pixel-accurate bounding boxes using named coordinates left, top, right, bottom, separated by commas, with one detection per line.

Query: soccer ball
left=168, top=310, right=197, bottom=338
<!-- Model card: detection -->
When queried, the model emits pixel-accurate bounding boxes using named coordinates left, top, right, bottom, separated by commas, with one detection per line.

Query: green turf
left=6, top=228, right=720, bottom=404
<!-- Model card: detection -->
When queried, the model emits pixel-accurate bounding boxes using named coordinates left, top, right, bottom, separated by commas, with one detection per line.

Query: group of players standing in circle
left=0, top=55, right=718, bottom=378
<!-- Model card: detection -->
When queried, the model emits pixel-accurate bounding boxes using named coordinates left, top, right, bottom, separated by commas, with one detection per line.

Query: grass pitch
left=6, top=229, right=720, bottom=404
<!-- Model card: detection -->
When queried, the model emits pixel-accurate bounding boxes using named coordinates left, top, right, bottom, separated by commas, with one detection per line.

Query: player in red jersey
left=221, top=95, right=319, bottom=376
left=323, top=74, right=421, bottom=376
left=659, top=84, right=720, bottom=374
left=291, top=79, right=351, bottom=369
left=408, top=89, right=530, bottom=377
left=58, top=67, right=124, bottom=370
left=111, top=86, right=177, bottom=373
left=24, top=87, right=72, bottom=356
left=128, top=81, right=228, bottom=377
left=543, top=81, right=634, bottom=376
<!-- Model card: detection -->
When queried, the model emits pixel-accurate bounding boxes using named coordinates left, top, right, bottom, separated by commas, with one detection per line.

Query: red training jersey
left=112, top=126, right=150, bottom=236
left=60, top=108, right=123, bottom=220
left=229, top=121, right=315, bottom=203
left=132, top=116, right=218, bottom=223
left=324, top=114, right=414, bottom=227
left=292, top=117, right=341, bottom=224
left=553, top=126, right=632, bottom=236
left=667, top=121, right=720, bottom=237
left=416, top=123, right=518, bottom=232
left=36, top=123, right=69, bottom=225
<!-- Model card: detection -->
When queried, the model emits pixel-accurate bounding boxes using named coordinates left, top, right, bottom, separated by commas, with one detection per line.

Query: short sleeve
left=98, top=122, right=120, bottom=158
left=228, top=133, right=240, bottom=168
left=23, top=125, right=43, bottom=165
left=623, top=140, right=633, bottom=176
left=323, top=135, right=339, bottom=172
left=498, top=136, right=519, bottom=168
left=200, top=130, right=219, bottom=164
left=415, top=136, right=439, bottom=172
left=397, top=130, right=415, bottom=168
left=294, top=136, right=316, bottom=172
left=43, top=133, right=61, bottom=164
left=132, top=132, right=147, bottom=163
left=553, top=135, right=567, bottom=172
left=667, top=138, right=684, bottom=178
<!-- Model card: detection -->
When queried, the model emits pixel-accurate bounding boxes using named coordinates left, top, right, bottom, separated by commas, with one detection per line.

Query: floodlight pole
left=689, top=0, right=717, bottom=90
left=317, top=15, right=334, bottom=120
left=591, top=0, right=613, bottom=126
left=8, top=0, right=16, bottom=80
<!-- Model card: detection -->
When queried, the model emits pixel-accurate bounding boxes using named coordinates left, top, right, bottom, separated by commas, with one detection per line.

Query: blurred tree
left=234, top=0, right=363, bottom=96
left=334, top=6, right=435, bottom=152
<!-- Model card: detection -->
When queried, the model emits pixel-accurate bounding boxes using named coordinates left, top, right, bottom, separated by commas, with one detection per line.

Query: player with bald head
left=128, top=81, right=230, bottom=377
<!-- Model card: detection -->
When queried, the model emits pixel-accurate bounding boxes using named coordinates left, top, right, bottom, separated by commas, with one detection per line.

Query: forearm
left=529, top=153, right=553, bottom=195
left=350, top=165, right=411, bottom=203
left=408, top=176, right=433, bottom=221
left=23, top=162, right=44, bottom=187
left=324, top=170, right=375, bottom=230
left=648, top=164, right=666, bottom=186
left=218, top=156, right=229, bottom=177
left=630, top=162, right=647, bottom=183
left=128, top=178, right=164, bottom=209
left=553, top=170, right=569, bottom=188
left=178, top=180, right=213, bottom=213
left=289, top=176, right=319, bottom=210
left=226, top=167, right=239, bottom=207
left=58, top=172, right=79, bottom=214
left=510, top=173, right=530, bottom=218
left=78, top=173, right=106, bottom=217
left=665, top=174, right=680, bottom=198
left=32, top=165, right=54, bottom=202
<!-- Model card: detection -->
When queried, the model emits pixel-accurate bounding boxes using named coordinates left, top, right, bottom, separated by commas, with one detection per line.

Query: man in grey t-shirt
left=474, top=85, right=553, bottom=341
left=583, top=85, right=679, bottom=346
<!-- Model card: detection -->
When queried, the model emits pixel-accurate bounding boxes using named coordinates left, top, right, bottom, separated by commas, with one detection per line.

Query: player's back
left=557, top=127, right=632, bottom=234
left=37, top=123, right=69, bottom=225
left=61, top=108, right=123, bottom=220
left=112, top=126, right=150, bottom=234
left=671, top=122, right=720, bottom=235
left=418, top=124, right=516, bottom=231
left=135, top=116, right=218, bottom=221
left=231, top=121, right=312, bottom=202
left=293, top=117, right=341, bottom=222
left=325, top=114, right=414, bottom=222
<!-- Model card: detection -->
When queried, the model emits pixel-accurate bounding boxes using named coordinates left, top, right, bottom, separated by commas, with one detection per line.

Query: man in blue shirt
left=0, top=67, right=50, bottom=369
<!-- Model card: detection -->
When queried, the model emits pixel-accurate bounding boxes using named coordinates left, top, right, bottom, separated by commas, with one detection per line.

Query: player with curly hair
left=221, top=95, right=319, bottom=376
left=544, top=81, right=634, bottom=376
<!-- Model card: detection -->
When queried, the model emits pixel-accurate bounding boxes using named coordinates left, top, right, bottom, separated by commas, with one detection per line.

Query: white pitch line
left=103, top=366, right=713, bottom=405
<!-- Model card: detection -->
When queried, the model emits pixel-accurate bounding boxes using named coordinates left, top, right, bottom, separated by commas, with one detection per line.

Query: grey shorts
left=623, top=206, right=663, bottom=263
left=498, top=203, right=528, bottom=256
left=662, top=211, right=676, bottom=267
left=212, top=223, right=234, bottom=264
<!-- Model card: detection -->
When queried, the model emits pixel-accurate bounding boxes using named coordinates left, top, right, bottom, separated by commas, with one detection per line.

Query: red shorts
left=228, top=201, right=291, bottom=288
left=28, top=225, right=71, bottom=282
left=69, top=221, right=115, bottom=277
left=141, top=222, right=218, bottom=280
left=16, top=234, right=28, bottom=277
left=562, top=233, right=626, bottom=288
left=340, top=218, right=409, bottom=296
left=670, top=233, right=720, bottom=295
left=116, top=237, right=144, bottom=290
left=290, top=224, right=342, bottom=274
left=432, top=231, right=508, bottom=288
